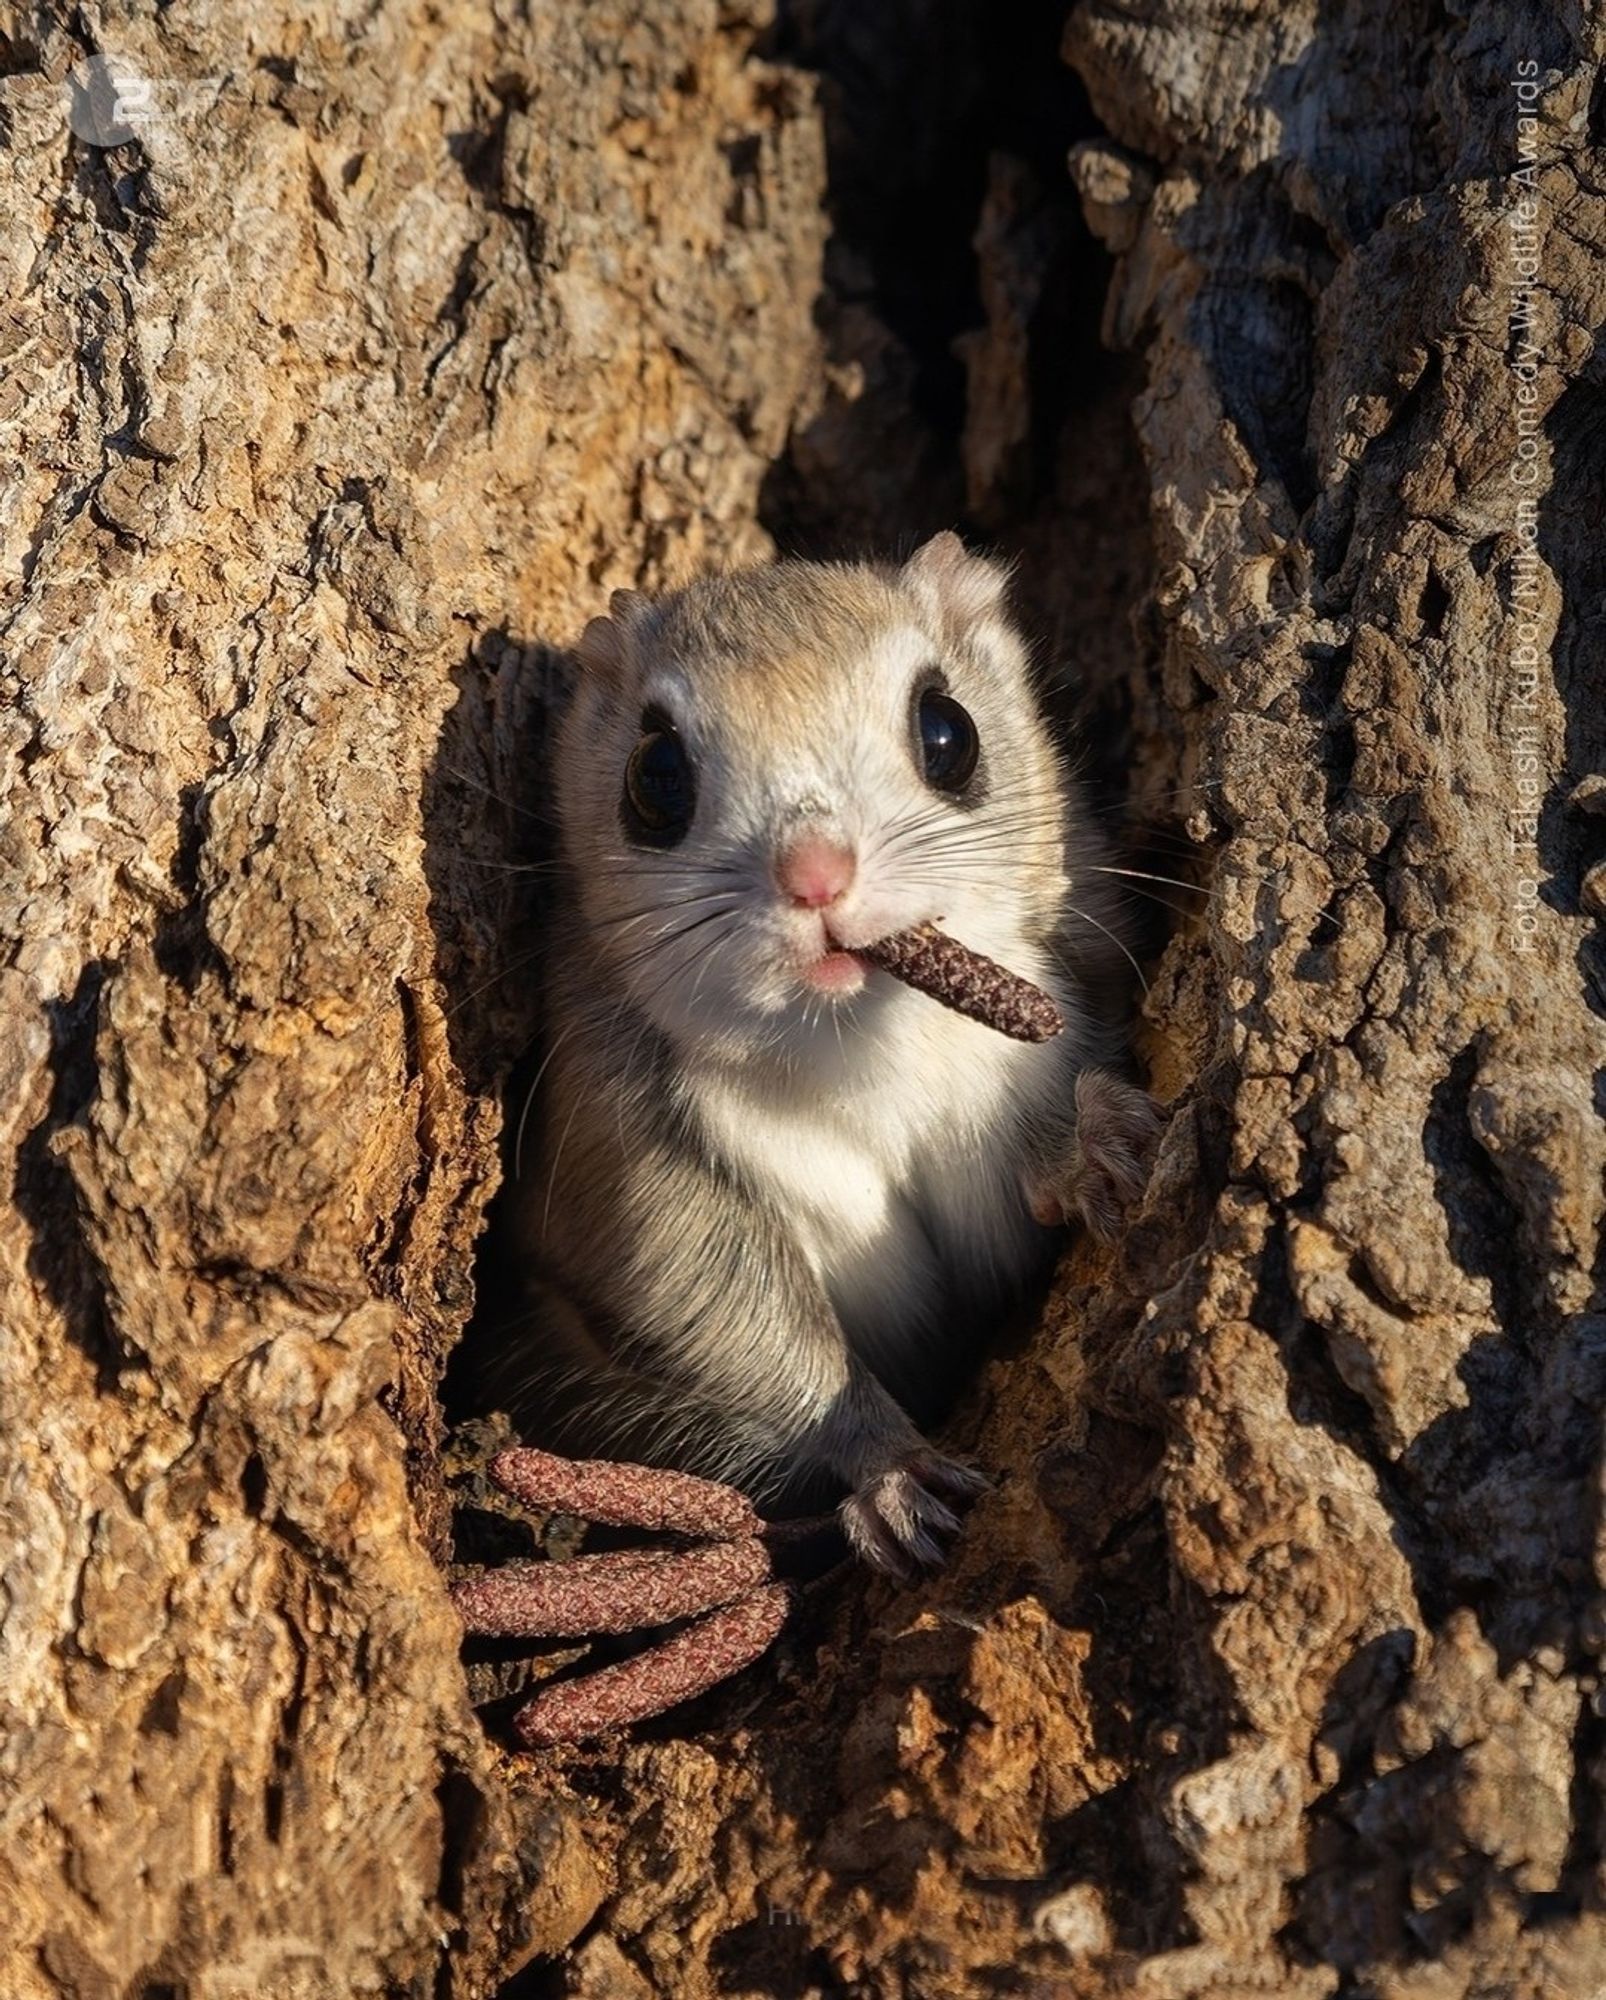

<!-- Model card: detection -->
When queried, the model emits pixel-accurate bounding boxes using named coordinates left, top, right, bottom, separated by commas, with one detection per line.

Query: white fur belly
left=699, top=1092, right=945, bottom=1342
left=690, top=1059, right=1042, bottom=1366
left=684, top=991, right=1062, bottom=1380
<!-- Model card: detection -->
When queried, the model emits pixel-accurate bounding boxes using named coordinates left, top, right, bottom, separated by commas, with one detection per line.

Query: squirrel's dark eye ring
left=622, top=713, right=695, bottom=846
left=917, top=687, right=980, bottom=796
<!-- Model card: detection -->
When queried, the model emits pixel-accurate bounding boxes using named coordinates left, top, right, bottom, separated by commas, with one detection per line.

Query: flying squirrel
left=484, top=533, right=1162, bottom=1577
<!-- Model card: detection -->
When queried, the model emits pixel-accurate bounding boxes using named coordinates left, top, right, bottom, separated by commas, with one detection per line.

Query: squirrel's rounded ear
left=575, top=590, right=649, bottom=678
left=901, top=532, right=1010, bottom=624
left=575, top=616, right=624, bottom=677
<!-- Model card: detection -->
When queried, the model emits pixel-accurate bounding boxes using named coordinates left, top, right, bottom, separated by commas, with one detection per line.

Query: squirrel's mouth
left=802, top=945, right=866, bottom=995
left=801, top=926, right=868, bottom=996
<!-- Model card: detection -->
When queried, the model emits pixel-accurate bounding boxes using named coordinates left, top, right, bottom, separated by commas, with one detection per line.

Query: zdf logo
left=66, top=53, right=156, bottom=148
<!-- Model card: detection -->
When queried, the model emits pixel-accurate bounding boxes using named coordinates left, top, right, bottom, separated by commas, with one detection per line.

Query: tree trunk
left=4, top=3, right=1602, bottom=1998
left=2, top=4, right=825, bottom=1992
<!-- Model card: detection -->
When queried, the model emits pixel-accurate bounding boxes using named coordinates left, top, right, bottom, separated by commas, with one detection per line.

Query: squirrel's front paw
left=839, top=1449, right=988, bottom=1581
left=1025, top=1069, right=1165, bottom=1243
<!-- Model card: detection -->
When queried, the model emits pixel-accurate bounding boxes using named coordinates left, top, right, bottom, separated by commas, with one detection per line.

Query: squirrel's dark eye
left=623, top=713, right=695, bottom=846
left=917, top=687, right=980, bottom=795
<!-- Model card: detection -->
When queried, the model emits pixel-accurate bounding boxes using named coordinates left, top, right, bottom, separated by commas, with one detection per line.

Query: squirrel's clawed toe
left=1025, top=1071, right=1165, bottom=1243
left=839, top=1449, right=989, bottom=1580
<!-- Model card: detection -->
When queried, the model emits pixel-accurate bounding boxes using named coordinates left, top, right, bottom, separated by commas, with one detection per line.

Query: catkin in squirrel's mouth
left=857, top=924, right=1065, bottom=1043
left=802, top=921, right=1063, bottom=1043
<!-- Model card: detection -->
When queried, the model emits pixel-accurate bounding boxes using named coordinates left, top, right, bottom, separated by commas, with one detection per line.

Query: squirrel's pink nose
left=775, top=833, right=856, bottom=909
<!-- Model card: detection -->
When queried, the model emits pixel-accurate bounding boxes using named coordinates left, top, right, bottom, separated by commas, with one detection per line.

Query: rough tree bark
left=1, top=3, right=825, bottom=1992
left=3, top=3, right=1603, bottom=1999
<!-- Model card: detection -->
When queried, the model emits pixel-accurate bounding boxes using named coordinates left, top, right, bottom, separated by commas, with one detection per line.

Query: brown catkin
left=488, top=1447, right=762, bottom=1537
left=513, top=1584, right=791, bottom=1747
left=861, top=923, right=1063, bottom=1042
left=451, top=1538, right=772, bottom=1637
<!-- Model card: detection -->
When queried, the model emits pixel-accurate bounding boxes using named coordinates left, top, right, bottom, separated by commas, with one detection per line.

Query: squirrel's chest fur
left=680, top=987, right=1058, bottom=1367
